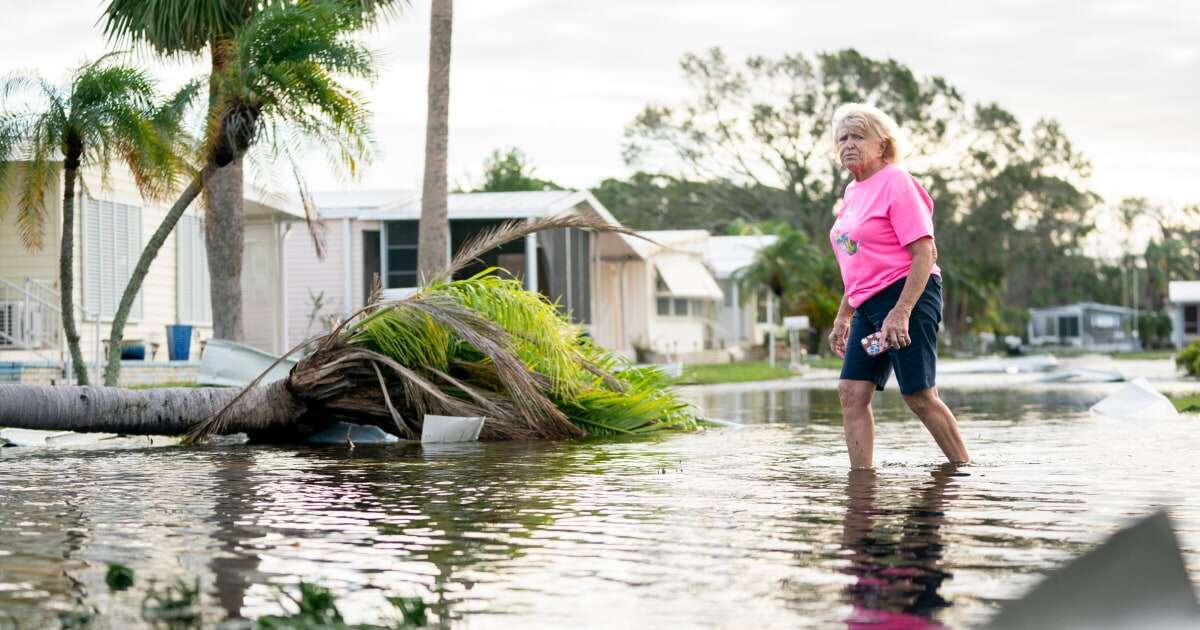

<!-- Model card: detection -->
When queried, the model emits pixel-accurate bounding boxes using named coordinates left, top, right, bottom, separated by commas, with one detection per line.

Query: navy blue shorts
left=840, top=275, right=943, bottom=396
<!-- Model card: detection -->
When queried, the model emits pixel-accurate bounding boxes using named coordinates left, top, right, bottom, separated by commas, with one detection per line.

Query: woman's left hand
left=880, top=307, right=912, bottom=349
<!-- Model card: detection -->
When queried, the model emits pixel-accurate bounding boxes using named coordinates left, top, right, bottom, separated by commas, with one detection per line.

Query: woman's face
left=836, top=120, right=887, bottom=177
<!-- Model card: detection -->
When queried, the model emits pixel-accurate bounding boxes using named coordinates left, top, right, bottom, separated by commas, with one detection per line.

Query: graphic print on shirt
left=833, top=205, right=861, bottom=256
left=836, top=232, right=860, bottom=255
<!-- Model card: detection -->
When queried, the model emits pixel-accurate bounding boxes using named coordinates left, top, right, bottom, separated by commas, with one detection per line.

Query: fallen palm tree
left=0, top=215, right=701, bottom=442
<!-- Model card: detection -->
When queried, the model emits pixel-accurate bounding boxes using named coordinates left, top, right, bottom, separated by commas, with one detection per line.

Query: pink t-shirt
left=829, top=164, right=940, bottom=308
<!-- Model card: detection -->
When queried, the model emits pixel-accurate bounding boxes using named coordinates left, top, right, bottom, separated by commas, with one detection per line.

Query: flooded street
left=1, top=386, right=1198, bottom=628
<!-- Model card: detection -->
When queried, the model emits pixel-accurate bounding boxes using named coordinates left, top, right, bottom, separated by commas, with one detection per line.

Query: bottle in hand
left=861, top=332, right=890, bottom=356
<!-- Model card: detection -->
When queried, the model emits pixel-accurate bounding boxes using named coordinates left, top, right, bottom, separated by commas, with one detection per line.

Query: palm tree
left=101, top=0, right=381, bottom=385
left=735, top=222, right=842, bottom=352
left=0, top=217, right=701, bottom=442
left=102, top=0, right=398, bottom=343
left=417, top=0, right=453, bottom=280
left=0, top=56, right=183, bottom=384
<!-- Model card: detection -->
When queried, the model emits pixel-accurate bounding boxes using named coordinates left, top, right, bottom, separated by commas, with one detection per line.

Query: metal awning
left=653, top=256, right=723, bottom=300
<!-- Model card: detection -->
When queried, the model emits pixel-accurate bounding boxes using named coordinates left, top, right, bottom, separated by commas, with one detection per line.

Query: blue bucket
left=165, top=324, right=193, bottom=361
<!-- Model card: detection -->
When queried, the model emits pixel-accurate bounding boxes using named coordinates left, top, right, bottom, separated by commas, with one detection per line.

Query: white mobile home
left=286, top=190, right=646, bottom=357
left=1027, top=302, right=1139, bottom=352
left=704, top=234, right=778, bottom=351
left=1168, top=281, right=1200, bottom=349
left=626, top=230, right=726, bottom=361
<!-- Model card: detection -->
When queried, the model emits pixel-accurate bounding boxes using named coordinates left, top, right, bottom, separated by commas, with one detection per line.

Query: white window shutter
left=197, top=219, right=211, bottom=323
left=128, top=205, right=142, bottom=320
left=83, top=198, right=101, bottom=319
left=175, top=215, right=213, bottom=324
left=177, top=216, right=193, bottom=322
left=82, top=196, right=144, bottom=321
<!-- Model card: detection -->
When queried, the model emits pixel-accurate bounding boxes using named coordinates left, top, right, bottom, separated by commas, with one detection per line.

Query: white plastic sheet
left=1089, top=378, right=1180, bottom=420
left=421, top=415, right=485, bottom=443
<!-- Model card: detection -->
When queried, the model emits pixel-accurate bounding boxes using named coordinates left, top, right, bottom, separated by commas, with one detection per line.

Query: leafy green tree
left=103, top=0, right=394, bottom=344
left=101, top=0, right=379, bottom=385
left=0, top=56, right=186, bottom=384
left=624, top=47, right=964, bottom=241
left=474, top=147, right=562, bottom=192
left=592, top=172, right=769, bottom=231
left=623, top=47, right=1118, bottom=343
left=734, top=222, right=842, bottom=352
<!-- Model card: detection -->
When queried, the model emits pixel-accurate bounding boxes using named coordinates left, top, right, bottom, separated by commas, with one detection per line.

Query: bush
left=1177, top=339, right=1200, bottom=376
left=1138, top=311, right=1174, bottom=349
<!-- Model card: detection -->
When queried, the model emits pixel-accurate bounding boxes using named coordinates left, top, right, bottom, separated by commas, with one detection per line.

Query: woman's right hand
left=829, top=317, right=851, bottom=358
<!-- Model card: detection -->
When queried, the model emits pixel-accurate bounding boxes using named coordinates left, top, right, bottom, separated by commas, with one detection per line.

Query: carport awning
left=653, top=257, right=723, bottom=300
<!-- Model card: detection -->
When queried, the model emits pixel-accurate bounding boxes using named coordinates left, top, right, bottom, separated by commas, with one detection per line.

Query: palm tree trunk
left=60, top=158, right=89, bottom=385
left=0, top=380, right=299, bottom=436
left=205, top=38, right=245, bottom=342
left=104, top=167, right=213, bottom=385
left=417, top=0, right=453, bottom=281
left=205, top=160, right=245, bottom=340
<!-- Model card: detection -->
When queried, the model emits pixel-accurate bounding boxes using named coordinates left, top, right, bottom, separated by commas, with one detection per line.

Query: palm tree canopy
left=205, top=0, right=378, bottom=171
left=102, top=0, right=402, bottom=57
left=0, top=56, right=190, bottom=249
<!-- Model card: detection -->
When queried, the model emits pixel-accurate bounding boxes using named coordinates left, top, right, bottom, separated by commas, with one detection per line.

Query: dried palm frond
left=187, top=216, right=696, bottom=444
left=441, top=212, right=652, bottom=282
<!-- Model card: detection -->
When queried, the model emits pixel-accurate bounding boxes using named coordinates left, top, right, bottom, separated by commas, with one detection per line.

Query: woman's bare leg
left=839, top=379, right=878, bottom=469
left=901, top=387, right=970, bottom=464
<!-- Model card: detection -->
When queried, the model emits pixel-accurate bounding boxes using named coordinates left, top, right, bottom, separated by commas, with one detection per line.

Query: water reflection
left=841, top=465, right=962, bottom=629
left=199, top=442, right=596, bottom=626
left=2, top=387, right=1199, bottom=628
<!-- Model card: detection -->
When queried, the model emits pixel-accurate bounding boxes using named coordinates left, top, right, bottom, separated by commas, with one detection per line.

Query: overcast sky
left=7, top=0, right=1199, bottom=214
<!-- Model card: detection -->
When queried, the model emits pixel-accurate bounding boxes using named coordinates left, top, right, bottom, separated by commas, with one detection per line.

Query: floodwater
left=1, top=386, right=1198, bottom=629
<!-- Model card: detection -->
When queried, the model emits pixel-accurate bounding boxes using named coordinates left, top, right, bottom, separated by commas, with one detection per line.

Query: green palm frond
left=201, top=0, right=377, bottom=165
left=0, top=56, right=193, bottom=250
left=338, top=265, right=702, bottom=440
left=191, top=227, right=701, bottom=443
left=0, top=112, right=29, bottom=218
left=104, top=0, right=405, bottom=56
left=103, top=0, right=248, bottom=56
left=424, top=270, right=590, bottom=398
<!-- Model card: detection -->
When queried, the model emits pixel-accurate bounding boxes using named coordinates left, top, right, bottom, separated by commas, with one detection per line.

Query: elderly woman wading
left=827, top=103, right=970, bottom=470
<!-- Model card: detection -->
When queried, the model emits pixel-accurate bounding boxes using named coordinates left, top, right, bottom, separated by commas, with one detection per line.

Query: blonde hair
left=832, top=103, right=908, bottom=164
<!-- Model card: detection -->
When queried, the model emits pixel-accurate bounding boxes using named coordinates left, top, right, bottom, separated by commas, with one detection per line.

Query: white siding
left=241, top=221, right=278, bottom=353
left=176, top=214, right=212, bottom=325
left=0, top=164, right=213, bottom=364
left=285, top=219, right=344, bottom=348
left=75, top=169, right=212, bottom=362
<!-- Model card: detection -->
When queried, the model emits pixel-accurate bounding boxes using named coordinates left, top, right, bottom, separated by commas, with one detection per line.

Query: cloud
left=2, top=0, right=1196, bottom=206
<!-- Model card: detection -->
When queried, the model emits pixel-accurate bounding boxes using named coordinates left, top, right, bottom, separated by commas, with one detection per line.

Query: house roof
left=309, top=189, right=418, bottom=216
left=653, top=256, right=724, bottom=300
left=313, top=189, right=642, bottom=257
left=1029, top=302, right=1138, bottom=315
left=705, top=235, right=779, bottom=279
left=629, top=229, right=710, bottom=258
left=243, top=186, right=306, bottom=220
left=316, top=190, right=611, bottom=222
left=1169, top=281, right=1200, bottom=303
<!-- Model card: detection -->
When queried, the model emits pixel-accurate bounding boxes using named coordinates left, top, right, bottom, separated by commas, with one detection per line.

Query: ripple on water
left=1, top=387, right=1198, bottom=628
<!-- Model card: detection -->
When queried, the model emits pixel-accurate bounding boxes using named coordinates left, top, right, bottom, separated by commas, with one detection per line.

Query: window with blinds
left=176, top=214, right=212, bottom=324
left=83, top=196, right=142, bottom=321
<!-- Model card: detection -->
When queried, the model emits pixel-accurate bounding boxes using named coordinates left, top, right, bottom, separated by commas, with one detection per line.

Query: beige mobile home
left=285, top=189, right=646, bottom=357
left=0, top=162, right=301, bottom=384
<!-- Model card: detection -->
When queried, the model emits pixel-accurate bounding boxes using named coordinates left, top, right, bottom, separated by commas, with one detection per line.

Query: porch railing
left=0, top=276, right=63, bottom=366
